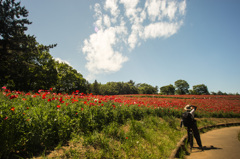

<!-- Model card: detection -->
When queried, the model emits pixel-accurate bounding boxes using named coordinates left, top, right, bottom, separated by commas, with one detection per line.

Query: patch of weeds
left=61, top=148, right=82, bottom=158
left=83, top=132, right=110, bottom=151
left=120, top=116, right=186, bottom=158
left=163, top=115, right=179, bottom=130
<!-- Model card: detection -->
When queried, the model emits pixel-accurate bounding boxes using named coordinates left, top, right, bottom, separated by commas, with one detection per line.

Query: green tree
left=29, top=45, right=58, bottom=90
left=160, top=84, right=175, bottom=95
left=211, top=91, right=217, bottom=95
left=98, top=81, right=139, bottom=95
left=91, top=80, right=100, bottom=95
left=0, top=0, right=57, bottom=90
left=55, top=61, right=87, bottom=93
left=192, top=84, right=209, bottom=95
left=174, top=79, right=189, bottom=95
left=137, top=83, right=158, bottom=94
left=0, top=0, right=32, bottom=87
left=99, top=82, right=117, bottom=95
left=127, top=80, right=138, bottom=94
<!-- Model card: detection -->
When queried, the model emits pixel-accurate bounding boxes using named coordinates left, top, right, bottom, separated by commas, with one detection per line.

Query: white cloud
left=119, top=0, right=139, bottom=19
left=142, top=21, right=183, bottom=39
left=82, top=0, right=187, bottom=79
left=82, top=27, right=128, bottom=75
left=104, top=0, right=119, bottom=17
left=104, top=0, right=120, bottom=24
left=145, top=0, right=161, bottom=21
left=165, top=1, right=177, bottom=20
left=54, top=58, right=71, bottom=66
left=94, top=3, right=103, bottom=30
left=179, top=0, right=186, bottom=15
left=128, top=23, right=143, bottom=50
left=103, top=15, right=111, bottom=27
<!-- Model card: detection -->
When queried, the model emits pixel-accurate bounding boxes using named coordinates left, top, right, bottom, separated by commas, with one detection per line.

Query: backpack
left=182, top=111, right=194, bottom=127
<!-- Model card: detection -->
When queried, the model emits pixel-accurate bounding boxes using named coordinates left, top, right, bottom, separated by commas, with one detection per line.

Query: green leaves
left=192, top=84, right=210, bottom=95
left=174, top=79, right=189, bottom=95
left=160, top=84, right=175, bottom=95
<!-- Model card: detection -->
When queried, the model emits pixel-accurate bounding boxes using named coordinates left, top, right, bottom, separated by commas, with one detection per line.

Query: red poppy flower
left=10, top=95, right=17, bottom=99
left=57, top=105, right=61, bottom=109
left=10, top=107, right=15, bottom=111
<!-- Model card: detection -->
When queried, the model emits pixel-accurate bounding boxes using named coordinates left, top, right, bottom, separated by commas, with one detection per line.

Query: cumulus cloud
left=82, top=27, right=128, bottom=75
left=142, top=21, right=183, bottom=39
left=82, top=0, right=187, bottom=80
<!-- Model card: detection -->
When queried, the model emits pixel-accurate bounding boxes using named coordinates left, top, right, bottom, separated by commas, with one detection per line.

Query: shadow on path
left=190, top=145, right=222, bottom=154
left=202, top=145, right=222, bottom=151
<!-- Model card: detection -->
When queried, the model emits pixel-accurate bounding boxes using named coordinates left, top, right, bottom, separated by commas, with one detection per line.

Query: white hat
left=184, top=105, right=192, bottom=111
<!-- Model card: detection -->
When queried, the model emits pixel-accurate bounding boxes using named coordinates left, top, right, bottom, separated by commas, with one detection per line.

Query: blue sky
left=19, top=0, right=240, bottom=93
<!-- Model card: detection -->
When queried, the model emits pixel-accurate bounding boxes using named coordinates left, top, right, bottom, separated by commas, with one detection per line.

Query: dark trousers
left=187, top=120, right=202, bottom=148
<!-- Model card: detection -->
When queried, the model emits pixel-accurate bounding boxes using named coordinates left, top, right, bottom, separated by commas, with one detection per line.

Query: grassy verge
left=35, top=118, right=240, bottom=159
left=34, top=116, right=184, bottom=158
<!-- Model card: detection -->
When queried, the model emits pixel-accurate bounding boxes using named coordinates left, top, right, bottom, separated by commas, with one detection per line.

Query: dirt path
left=185, top=126, right=240, bottom=159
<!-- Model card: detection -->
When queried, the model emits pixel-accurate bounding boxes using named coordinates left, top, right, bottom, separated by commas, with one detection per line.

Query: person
left=180, top=105, right=203, bottom=151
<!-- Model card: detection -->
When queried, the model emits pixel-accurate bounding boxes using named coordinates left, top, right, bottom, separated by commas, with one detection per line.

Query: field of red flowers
left=1, top=87, right=240, bottom=158
left=1, top=87, right=240, bottom=115
left=114, top=94, right=240, bottom=114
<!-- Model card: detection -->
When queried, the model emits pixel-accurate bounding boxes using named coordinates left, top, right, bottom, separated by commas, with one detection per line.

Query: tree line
left=88, top=79, right=238, bottom=95
left=90, top=80, right=158, bottom=95
left=160, top=79, right=210, bottom=95
left=1, top=0, right=238, bottom=95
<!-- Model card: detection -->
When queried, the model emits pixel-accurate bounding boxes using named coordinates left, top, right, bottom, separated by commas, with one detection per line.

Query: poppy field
left=0, top=87, right=240, bottom=158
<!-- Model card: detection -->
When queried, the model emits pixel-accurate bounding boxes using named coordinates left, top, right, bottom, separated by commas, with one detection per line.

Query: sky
left=19, top=0, right=240, bottom=94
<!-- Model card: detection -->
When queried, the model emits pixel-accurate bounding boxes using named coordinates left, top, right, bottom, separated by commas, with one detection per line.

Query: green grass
left=43, top=116, right=186, bottom=159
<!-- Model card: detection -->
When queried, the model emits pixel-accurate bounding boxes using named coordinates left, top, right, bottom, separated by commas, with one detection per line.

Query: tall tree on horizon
left=174, top=79, right=189, bottom=95
left=193, top=84, right=210, bottom=95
